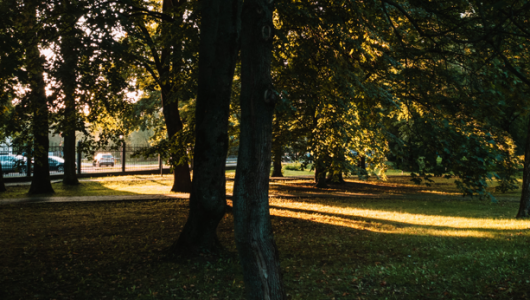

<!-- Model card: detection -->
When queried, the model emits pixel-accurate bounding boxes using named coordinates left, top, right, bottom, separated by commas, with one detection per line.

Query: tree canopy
left=2, top=0, right=530, bottom=297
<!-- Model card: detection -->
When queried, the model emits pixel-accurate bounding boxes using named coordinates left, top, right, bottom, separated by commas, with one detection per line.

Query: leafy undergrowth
left=1, top=191, right=530, bottom=299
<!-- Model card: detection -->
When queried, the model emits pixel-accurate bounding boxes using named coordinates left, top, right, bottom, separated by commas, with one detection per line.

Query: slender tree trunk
left=162, top=91, right=192, bottom=193
left=159, top=0, right=192, bottom=193
left=271, top=144, right=283, bottom=177
left=60, top=5, right=79, bottom=186
left=271, top=111, right=284, bottom=177
left=28, top=59, right=53, bottom=194
left=233, top=0, right=285, bottom=298
left=171, top=0, right=241, bottom=254
left=26, top=4, right=53, bottom=194
left=516, top=117, right=530, bottom=218
left=0, top=162, right=6, bottom=192
left=359, top=156, right=366, bottom=170
left=63, top=129, right=78, bottom=185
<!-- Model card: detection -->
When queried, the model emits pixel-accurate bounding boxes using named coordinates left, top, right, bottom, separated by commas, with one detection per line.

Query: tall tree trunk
left=233, top=0, right=285, bottom=298
left=171, top=0, right=241, bottom=254
left=516, top=117, right=530, bottom=218
left=0, top=162, right=6, bottom=193
left=26, top=3, right=53, bottom=195
left=271, top=143, right=283, bottom=177
left=160, top=0, right=192, bottom=193
left=60, top=3, right=79, bottom=186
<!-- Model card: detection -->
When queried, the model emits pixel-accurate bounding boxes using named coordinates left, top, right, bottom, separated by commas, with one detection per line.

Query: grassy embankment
left=1, top=172, right=530, bottom=299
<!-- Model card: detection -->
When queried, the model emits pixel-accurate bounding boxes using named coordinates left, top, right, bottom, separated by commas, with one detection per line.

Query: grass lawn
left=0, top=175, right=177, bottom=199
left=1, top=175, right=530, bottom=299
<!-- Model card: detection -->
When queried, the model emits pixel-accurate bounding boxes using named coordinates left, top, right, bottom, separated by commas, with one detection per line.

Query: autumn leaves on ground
left=1, top=175, right=530, bottom=299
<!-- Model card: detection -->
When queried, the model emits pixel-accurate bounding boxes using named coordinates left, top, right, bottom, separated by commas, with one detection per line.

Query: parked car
left=93, top=153, right=115, bottom=167
left=48, top=156, right=65, bottom=172
left=0, top=155, right=26, bottom=174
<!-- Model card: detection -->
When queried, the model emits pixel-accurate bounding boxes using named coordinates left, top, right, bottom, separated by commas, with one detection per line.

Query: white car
left=93, top=153, right=115, bottom=167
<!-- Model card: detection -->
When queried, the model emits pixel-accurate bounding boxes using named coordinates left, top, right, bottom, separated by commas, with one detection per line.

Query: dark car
left=0, top=155, right=26, bottom=174
left=48, top=156, right=65, bottom=172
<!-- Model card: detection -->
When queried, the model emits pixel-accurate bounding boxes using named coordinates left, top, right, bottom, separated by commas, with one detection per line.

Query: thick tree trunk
left=171, top=162, right=192, bottom=192
left=171, top=0, right=241, bottom=254
left=27, top=4, right=53, bottom=195
left=315, top=166, right=328, bottom=188
left=327, top=170, right=345, bottom=184
left=516, top=118, right=530, bottom=218
left=271, top=144, right=283, bottom=177
left=233, top=1, right=285, bottom=299
left=0, top=162, right=6, bottom=193
left=160, top=0, right=192, bottom=193
left=328, top=152, right=346, bottom=184
left=337, top=171, right=344, bottom=183
left=60, top=8, right=79, bottom=186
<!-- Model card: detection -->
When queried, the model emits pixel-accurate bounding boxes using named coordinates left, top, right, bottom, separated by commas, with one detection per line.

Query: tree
left=0, top=0, right=20, bottom=193
left=171, top=0, right=242, bottom=254
left=379, top=0, right=529, bottom=211
left=23, top=0, right=54, bottom=194
left=233, top=0, right=285, bottom=298
left=56, top=0, right=83, bottom=186
left=117, top=0, right=198, bottom=193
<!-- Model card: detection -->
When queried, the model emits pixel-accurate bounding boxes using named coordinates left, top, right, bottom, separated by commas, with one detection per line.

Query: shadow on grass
left=269, top=203, right=530, bottom=233
left=1, top=199, right=529, bottom=299
left=269, top=193, right=522, bottom=219
left=0, top=177, right=177, bottom=201
left=269, top=213, right=529, bottom=299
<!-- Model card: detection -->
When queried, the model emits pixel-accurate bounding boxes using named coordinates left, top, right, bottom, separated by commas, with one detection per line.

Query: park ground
left=1, top=167, right=530, bottom=299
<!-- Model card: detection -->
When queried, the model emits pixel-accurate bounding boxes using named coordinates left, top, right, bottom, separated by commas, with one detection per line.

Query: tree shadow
left=0, top=177, right=180, bottom=205
left=268, top=204, right=529, bottom=233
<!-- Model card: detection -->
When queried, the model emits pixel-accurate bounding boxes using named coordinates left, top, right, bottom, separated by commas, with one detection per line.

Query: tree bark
left=315, top=166, right=328, bottom=188
left=161, top=90, right=192, bottom=193
left=359, top=156, right=366, bottom=170
left=327, top=152, right=346, bottom=184
left=26, top=3, right=53, bottom=195
left=327, top=170, right=345, bottom=184
left=60, top=2, right=79, bottom=186
left=271, top=143, right=283, bottom=177
left=233, top=0, right=285, bottom=298
left=171, top=0, right=241, bottom=254
left=160, top=0, right=192, bottom=193
left=516, top=117, right=530, bottom=218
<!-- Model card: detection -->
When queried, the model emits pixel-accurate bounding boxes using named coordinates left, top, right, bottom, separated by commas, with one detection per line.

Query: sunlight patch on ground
left=269, top=198, right=530, bottom=239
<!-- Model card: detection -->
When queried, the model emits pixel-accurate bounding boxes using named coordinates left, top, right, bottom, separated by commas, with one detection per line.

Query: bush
left=284, top=162, right=310, bottom=171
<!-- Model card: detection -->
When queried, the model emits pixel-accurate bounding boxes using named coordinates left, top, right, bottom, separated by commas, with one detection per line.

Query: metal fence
left=0, top=143, right=169, bottom=178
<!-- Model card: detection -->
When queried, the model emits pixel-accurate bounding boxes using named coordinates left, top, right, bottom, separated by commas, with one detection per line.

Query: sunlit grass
left=0, top=175, right=176, bottom=199
left=270, top=198, right=530, bottom=229
left=2, top=175, right=530, bottom=299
